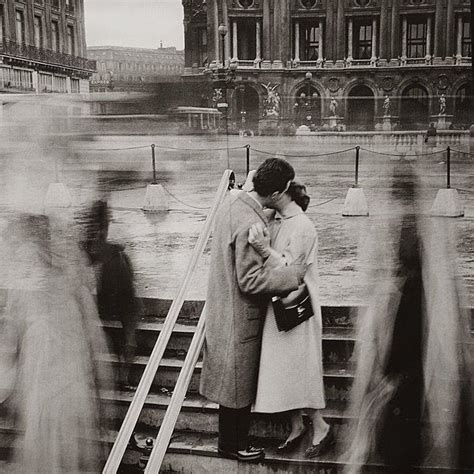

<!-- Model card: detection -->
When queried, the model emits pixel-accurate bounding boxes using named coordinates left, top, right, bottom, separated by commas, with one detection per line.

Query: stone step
left=100, top=390, right=350, bottom=440
left=102, top=320, right=358, bottom=367
left=98, top=353, right=355, bottom=403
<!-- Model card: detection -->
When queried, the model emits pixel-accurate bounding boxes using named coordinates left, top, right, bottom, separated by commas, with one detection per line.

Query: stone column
left=232, top=20, right=238, bottom=60
left=294, top=21, right=300, bottom=61
left=433, top=0, right=445, bottom=59
left=318, top=21, right=323, bottom=59
left=281, top=0, right=291, bottom=65
left=456, top=16, right=463, bottom=56
left=256, top=20, right=261, bottom=61
left=273, top=0, right=282, bottom=65
left=426, top=16, right=432, bottom=59
left=207, top=0, right=219, bottom=63
left=336, top=0, right=345, bottom=60
left=391, top=1, right=400, bottom=60
left=446, top=0, right=454, bottom=57
left=222, top=0, right=230, bottom=63
left=371, top=18, right=377, bottom=60
left=263, top=0, right=271, bottom=61
left=379, top=0, right=389, bottom=61
left=347, top=18, right=353, bottom=61
left=325, top=0, right=334, bottom=60
left=401, top=17, right=407, bottom=57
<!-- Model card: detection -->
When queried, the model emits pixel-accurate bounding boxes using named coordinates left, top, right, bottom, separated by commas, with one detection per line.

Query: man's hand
left=248, top=223, right=271, bottom=259
left=294, top=263, right=308, bottom=285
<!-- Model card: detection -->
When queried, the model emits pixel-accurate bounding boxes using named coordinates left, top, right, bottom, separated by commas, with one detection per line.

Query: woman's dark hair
left=288, top=181, right=310, bottom=211
left=253, top=158, right=295, bottom=197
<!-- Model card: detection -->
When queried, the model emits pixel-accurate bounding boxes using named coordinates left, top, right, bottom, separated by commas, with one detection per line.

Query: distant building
left=183, top=0, right=472, bottom=131
left=0, top=0, right=95, bottom=94
left=88, top=45, right=185, bottom=93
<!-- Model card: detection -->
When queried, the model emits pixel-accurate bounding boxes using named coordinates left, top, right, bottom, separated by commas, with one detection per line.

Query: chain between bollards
left=354, top=146, right=360, bottom=188
left=151, top=144, right=157, bottom=184
left=245, top=144, right=250, bottom=176
left=446, top=146, right=451, bottom=189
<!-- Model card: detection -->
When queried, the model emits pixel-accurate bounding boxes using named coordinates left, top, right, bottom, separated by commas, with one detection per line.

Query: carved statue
left=439, top=94, right=446, bottom=115
left=262, top=83, right=281, bottom=118
left=383, top=95, right=391, bottom=117
left=329, top=96, right=338, bottom=117
left=211, top=88, right=224, bottom=107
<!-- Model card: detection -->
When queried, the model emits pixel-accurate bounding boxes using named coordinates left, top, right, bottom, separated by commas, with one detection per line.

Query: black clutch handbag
left=272, top=286, right=314, bottom=332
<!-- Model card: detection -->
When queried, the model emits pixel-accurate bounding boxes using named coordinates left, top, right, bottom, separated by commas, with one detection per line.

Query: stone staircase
left=0, top=297, right=472, bottom=473
left=99, top=300, right=474, bottom=473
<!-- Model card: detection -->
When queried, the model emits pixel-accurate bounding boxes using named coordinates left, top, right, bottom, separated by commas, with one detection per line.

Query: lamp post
left=209, top=24, right=237, bottom=130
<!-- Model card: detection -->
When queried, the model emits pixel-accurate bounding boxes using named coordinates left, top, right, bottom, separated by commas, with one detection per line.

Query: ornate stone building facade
left=88, top=45, right=184, bottom=93
left=0, top=0, right=94, bottom=94
left=183, top=0, right=471, bottom=131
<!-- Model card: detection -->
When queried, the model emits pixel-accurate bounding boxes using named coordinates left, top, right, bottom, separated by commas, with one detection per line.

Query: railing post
left=446, top=146, right=451, bottom=189
left=246, top=144, right=250, bottom=176
left=355, top=146, right=360, bottom=188
left=151, top=144, right=157, bottom=184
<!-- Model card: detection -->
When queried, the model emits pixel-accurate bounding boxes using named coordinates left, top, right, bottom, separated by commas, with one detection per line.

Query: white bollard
left=342, top=187, right=369, bottom=217
left=142, top=184, right=169, bottom=212
left=44, top=182, right=72, bottom=208
left=430, top=188, right=464, bottom=217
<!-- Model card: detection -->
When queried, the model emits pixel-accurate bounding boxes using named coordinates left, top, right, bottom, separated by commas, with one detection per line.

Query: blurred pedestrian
left=0, top=213, right=111, bottom=473
left=81, top=200, right=138, bottom=389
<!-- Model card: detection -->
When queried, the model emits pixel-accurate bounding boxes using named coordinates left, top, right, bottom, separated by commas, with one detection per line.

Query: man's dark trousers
left=218, top=404, right=252, bottom=452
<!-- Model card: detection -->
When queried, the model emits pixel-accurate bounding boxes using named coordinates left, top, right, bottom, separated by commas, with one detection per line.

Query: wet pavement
left=0, top=134, right=473, bottom=305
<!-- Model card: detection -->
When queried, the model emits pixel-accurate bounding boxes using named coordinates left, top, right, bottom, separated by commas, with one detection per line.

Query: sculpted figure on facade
left=262, top=83, right=281, bottom=118
left=329, top=97, right=338, bottom=117
left=439, top=94, right=446, bottom=115
left=383, top=95, right=391, bottom=116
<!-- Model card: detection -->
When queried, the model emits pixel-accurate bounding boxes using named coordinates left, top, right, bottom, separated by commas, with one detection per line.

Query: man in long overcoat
left=200, top=158, right=305, bottom=461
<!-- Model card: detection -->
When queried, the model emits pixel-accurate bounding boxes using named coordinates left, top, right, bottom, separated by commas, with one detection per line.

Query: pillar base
left=431, top=114, right=453, bottom=130
left=430, top=188, right=464, bottom=217
left=342, top=187, right=369, bottom=217
left=44, top=183, right=72, bottom=208
left=143, top=184, right=169, bottom=212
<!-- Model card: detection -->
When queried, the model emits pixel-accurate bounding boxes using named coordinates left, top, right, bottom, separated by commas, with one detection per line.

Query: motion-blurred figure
left=343, top=164, right=473, bottom=472
left=81, top=200, right=138, bottom=389
left=0, top=212, right=111, bottom=473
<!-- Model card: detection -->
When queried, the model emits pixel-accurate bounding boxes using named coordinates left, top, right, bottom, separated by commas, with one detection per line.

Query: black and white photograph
left=0, top=0, right=473, bottom=472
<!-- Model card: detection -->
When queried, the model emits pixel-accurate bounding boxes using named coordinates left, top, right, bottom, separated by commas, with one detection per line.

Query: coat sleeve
left=234, top=225, right=300, bottom=296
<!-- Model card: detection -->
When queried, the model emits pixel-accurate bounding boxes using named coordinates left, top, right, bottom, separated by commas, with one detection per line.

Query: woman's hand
left=248, top=223, right=271, bottom=259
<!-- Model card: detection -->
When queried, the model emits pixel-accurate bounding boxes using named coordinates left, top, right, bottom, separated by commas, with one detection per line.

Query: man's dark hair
left=252, top=158, right=295, bottom=197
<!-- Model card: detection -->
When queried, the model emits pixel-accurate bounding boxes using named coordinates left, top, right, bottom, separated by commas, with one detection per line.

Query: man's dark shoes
left=305, top=426, right=335, bottom=458
left=218, top=445, right=265, bottom=462
left=277, top=426, right=308, bottom=453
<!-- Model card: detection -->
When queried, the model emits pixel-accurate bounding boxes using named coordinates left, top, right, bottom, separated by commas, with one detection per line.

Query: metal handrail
left=103, top=169, right=235, bottom=474
left=145, top=306, right=206, bottom=472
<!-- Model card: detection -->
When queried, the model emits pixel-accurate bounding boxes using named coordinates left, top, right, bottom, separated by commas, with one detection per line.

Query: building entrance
left=235, top=84, right=259, bottom=130
left=400, top=84, right=429, bottom=130
left=347, top=85, right=374, bottom=130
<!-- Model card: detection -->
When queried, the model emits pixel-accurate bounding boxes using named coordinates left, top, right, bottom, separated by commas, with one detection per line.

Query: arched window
left=400, top=84, right=429, bottom=129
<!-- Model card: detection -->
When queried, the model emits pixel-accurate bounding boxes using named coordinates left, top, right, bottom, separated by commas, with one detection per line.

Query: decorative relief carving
left=436, top=74, right=449, bottom=91
left=328, top=77, right=340, bottom=93
left=381, top=77, right=394, bottom=92
left=237, top=0, right=254, bottom=8
left=299, top=0, right=318, bottom=8
left=402, top=0, right=428, bottom=5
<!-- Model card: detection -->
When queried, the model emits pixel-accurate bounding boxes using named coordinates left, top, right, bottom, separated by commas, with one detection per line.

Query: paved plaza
left=1, top=134, right=473, bottom=305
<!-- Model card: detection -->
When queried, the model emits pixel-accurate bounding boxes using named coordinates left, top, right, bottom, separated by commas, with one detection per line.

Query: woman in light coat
left=248, top=182, right=334, bottom=458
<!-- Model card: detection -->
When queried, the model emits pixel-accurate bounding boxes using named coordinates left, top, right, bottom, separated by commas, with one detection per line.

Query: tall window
left=461, top=18, right=471, bottom=57
left=0, top=6, right=4, bottom=42
left=301, top=22, right=320, bottom=61
left=197, top=27, right=207, bottom=66
left=16, top=10, right=25, bottom=44
left=66, top=25, right=74, bottom=55
left=407, top=18, right=427, bottom=58
left=34, top=16, right=43, bottom=48
left=354, top=19, right=372, bottom=59
left=235, top=19, right=258, bottom=60
left=51, top=21, right=60, bottom=52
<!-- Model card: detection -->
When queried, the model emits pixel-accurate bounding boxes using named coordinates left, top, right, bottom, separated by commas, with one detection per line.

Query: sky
left=84, top=0, right=184, bottom=50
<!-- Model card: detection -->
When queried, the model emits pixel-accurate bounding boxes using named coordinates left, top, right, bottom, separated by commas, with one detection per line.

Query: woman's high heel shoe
left=277, top=426, right=308, bottom=453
